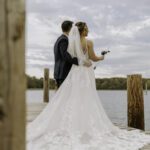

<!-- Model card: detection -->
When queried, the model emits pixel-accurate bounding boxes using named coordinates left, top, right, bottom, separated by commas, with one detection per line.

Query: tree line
left=26, top=75, right=150, bottom=90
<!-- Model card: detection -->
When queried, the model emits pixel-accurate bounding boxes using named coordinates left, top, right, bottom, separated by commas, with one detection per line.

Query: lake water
left=26, top=90, right=150, bottom=131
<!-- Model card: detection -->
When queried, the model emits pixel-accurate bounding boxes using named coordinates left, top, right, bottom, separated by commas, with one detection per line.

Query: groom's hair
left=61, top=20, right=73, bottom=32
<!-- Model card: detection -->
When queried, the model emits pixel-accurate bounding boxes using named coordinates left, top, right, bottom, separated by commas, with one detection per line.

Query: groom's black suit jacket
left=54, top=34, right=78, bottom=80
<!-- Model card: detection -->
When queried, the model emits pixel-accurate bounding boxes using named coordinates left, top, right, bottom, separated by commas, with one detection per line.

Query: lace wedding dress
left=27, top=26, right=150, bottom=150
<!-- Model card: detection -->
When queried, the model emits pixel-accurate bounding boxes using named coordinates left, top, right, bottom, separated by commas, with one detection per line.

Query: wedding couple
left=54, top=20, right=104, bottom=88
left=27, top=21, right=150, bottom=150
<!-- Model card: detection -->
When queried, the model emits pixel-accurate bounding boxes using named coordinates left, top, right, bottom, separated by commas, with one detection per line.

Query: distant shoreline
left=26, top=75, right=150, bottom=90
left=26, top=88, right=150, bottom=91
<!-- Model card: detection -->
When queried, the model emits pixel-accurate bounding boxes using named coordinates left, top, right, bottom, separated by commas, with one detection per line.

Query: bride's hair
left=75, top=22, right=87, bottom=35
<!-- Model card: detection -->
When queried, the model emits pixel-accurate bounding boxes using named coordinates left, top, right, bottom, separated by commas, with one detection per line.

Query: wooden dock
left=27, top=103, right=150, bottom=150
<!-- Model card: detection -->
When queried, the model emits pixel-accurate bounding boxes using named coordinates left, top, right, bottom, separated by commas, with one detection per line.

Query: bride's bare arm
left=87, top=40, right=104, bottom=62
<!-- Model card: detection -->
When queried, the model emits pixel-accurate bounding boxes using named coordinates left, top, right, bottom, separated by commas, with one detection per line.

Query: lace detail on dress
left=27, top=124, right=150, bottom=150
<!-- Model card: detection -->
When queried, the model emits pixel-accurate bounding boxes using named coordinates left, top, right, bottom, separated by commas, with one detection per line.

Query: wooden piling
left=145, top=82, right=148, bottom=95
left=0, top=0, right=26, bottom=149
left=43, top=68, right=49, bottom=102
left=127, top=74, right=145, bottom=130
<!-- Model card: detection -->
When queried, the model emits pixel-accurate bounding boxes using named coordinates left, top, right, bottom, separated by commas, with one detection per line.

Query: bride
left=27, top=22, right=150, bottom=150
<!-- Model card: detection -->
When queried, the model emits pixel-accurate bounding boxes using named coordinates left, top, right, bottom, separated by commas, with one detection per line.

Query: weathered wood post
left=43, top=68, right=49, bottom=102
left=127, top=74, right=145, bottom=130
left=145, top=82, right=148, bottom=95
left=0, top=0, right=26, bottom=150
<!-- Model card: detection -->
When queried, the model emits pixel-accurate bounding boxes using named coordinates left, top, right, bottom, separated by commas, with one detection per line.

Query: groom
left=54, top=20, right=91, bottom=88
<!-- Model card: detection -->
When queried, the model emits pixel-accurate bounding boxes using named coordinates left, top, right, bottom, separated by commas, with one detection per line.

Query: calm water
left=26, top=90, right=150, bottom=131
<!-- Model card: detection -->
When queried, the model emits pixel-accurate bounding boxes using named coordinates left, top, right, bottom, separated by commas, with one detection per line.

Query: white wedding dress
left=27, top=26, right=150, bottom=150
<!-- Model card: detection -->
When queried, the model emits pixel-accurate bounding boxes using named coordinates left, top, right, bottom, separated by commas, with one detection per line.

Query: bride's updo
left=75, top=22, right=87, bottom=35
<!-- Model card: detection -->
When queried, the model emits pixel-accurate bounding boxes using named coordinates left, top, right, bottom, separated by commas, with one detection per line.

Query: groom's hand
left=83, top=60, right=92, bottom=67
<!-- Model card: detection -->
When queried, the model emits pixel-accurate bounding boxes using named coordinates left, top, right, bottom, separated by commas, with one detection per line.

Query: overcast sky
left=26, top=0, right=150, bottom=78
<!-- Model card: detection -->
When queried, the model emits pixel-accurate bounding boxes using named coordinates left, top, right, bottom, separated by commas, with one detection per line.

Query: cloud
left=26, top=0, right=150, bottom=78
